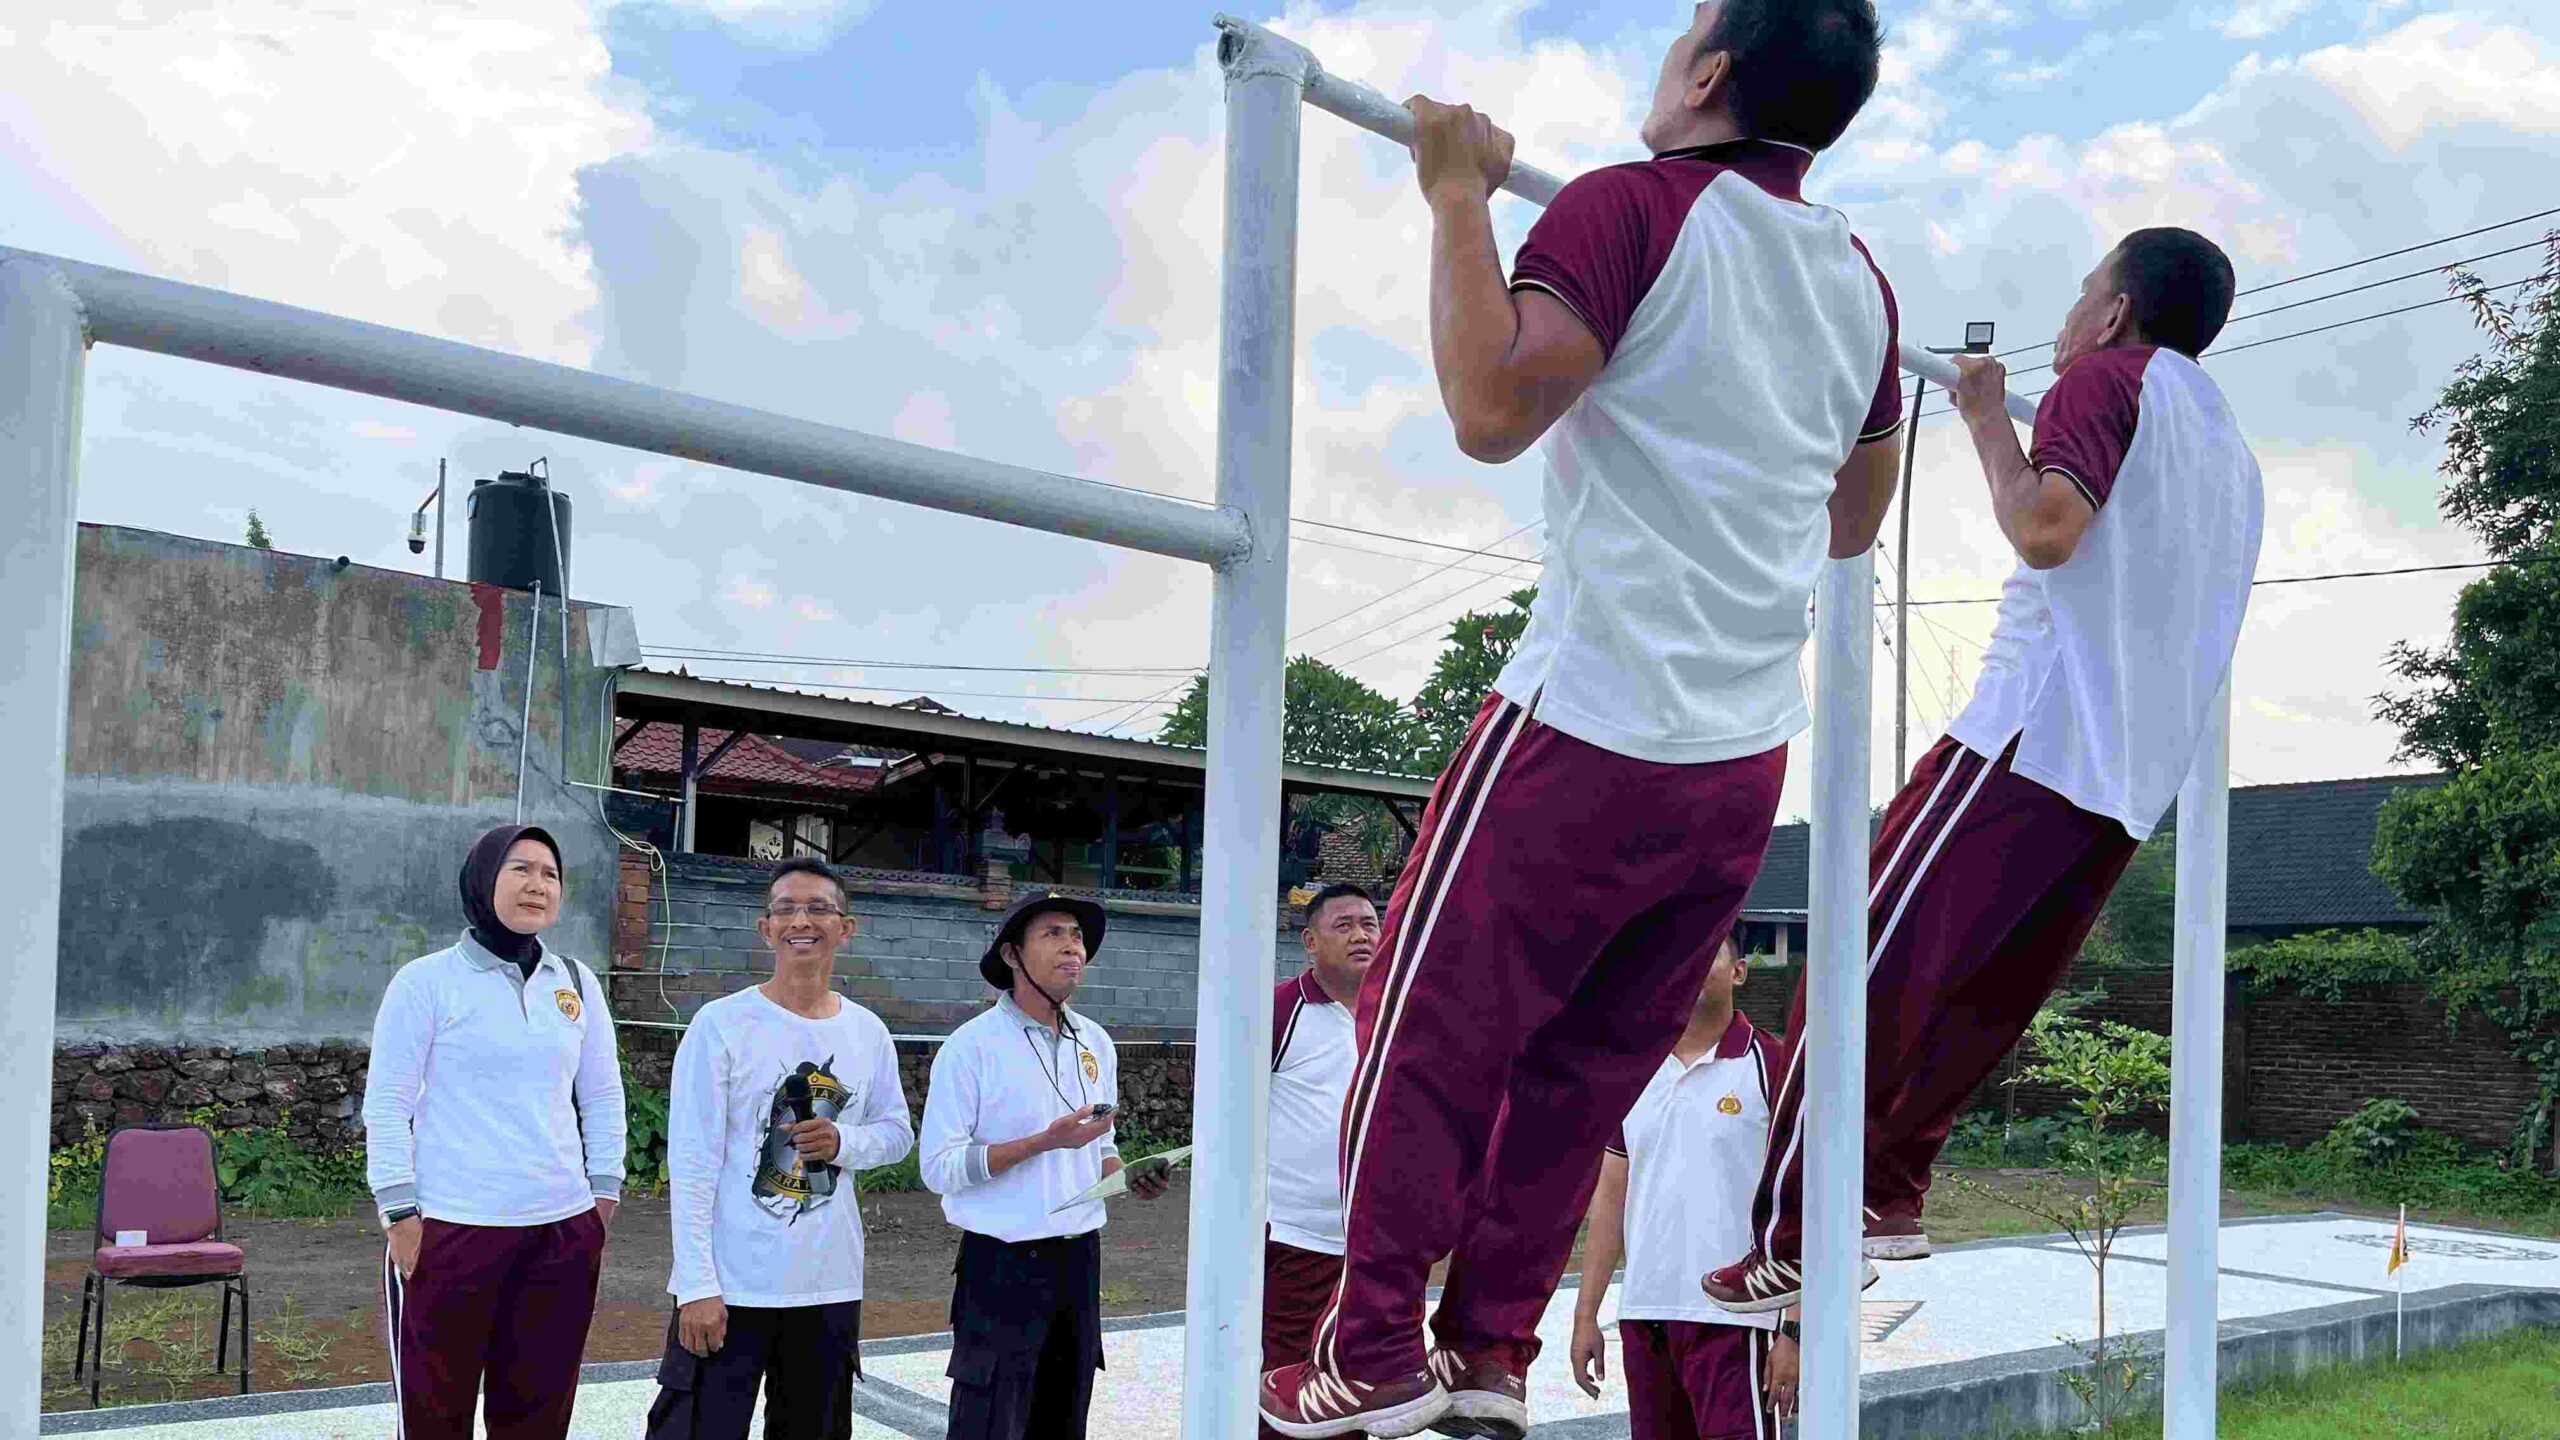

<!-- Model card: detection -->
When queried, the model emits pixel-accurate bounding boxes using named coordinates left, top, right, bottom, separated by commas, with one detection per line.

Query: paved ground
left=50, top=1214, right=2560, bottom=1438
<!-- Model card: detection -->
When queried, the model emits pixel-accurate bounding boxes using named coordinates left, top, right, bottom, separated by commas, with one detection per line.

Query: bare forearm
left=985, top=1134, right=1048, bottom=1178
left=1575, top=1210, right=1623, bottom=1321
left=1427, top=189, right=1522, bottom=448
left=1966, top=414, right=2042, bottom=553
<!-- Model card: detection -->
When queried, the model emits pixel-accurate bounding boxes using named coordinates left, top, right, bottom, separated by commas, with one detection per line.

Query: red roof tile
left=614, top=722, right=881, bottom=795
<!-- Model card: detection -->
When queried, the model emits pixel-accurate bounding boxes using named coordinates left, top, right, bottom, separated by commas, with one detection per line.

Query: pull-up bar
left=1206, top=15, right=2227, bottom=1440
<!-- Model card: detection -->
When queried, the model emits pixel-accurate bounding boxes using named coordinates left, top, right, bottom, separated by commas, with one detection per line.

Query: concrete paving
left=48, top=1214, right=2560, bottom=1439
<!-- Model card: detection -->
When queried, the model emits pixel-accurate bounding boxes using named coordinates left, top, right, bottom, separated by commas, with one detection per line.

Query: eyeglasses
left=766, top=902, right=846, bottom=920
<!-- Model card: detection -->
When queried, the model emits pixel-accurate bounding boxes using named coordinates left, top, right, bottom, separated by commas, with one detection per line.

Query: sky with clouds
left=4, top=0, right=2555, bottom=819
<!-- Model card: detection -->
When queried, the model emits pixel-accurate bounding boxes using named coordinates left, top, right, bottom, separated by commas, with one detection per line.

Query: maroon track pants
left=1620, top=1320, right=1773, bottom=1440
left=1312, top=694, right=1786, bottom=1383
left=383, top=1210, right=607, bottom=1440
left=1748, top=736, right=2138, bottom=1262
left=1262, top=1239, right=1353, bottom=1440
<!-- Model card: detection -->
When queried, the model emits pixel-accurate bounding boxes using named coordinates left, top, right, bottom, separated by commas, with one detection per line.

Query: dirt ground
left=42, top=1185, right=1197, bottom=1412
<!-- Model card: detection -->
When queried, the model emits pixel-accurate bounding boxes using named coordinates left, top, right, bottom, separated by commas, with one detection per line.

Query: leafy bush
left=2316, top=1097, right=2428, bottom=1165
left=622, top=1060, right=671, bottom=1194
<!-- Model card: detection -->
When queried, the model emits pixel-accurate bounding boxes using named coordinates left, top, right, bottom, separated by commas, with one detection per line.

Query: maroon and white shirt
left=1268, top=972, right=1355, bottom=1256
left=1494, top=138, right=1902, bottom=764
left=1947, top=345, right=2263, bottom=838
left=1605, top=1012, right=1783, bottom=1329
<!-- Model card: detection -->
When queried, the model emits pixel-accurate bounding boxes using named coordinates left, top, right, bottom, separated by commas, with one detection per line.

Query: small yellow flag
left=2388, top=1205, right=2408, bottom=1275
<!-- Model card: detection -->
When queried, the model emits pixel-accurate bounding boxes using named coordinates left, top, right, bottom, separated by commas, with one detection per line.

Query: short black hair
left=1303, top=883, right=1375, bottom=928
left=767, top=855, right=847, bottom=906
left=2110, top=228, right=2237, bottom=358
left=1700, top=0, right=1883, bottom=151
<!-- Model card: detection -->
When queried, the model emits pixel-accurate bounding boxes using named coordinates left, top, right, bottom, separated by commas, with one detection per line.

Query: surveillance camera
left=407, top=536, right=427, bottom=555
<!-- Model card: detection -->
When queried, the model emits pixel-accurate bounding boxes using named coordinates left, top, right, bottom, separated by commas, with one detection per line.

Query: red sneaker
left=1260, top=1360, right=1449, bottom=1439
left=1424, top=1348, right=1529, bottom=1439
left=1701, top=1251, right=1878, bottom=1313
left=1863, top=1207, right=1933, bottom=1262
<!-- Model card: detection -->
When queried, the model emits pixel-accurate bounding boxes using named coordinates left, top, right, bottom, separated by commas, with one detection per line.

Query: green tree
left=1157, top=654, right=1419, bottom=775
left=1409, top=587, right=1536, bottom=774
left=244, top=509, right=272, bottom=550
left=2371, top=235, right=2560, bottom=1172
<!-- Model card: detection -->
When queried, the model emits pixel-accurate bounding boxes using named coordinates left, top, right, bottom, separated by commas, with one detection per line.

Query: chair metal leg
left=218, top=1283, right=234, bottom=1373
left=238, top=1279, right=252, bottom=1395
left=74, top=1275, right=93, bottom=1381
left=91, top=1282, right=109, bottom=1408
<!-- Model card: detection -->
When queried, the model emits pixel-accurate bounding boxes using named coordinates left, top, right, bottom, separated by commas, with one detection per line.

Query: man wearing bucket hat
left=918, top=891, right=1169, bottom=1439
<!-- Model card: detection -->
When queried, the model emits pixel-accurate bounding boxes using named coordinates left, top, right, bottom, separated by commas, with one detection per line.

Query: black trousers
left=644, top=1299, right=862, bottom=1440
left=946, top=1230, right=1104, bottom=1440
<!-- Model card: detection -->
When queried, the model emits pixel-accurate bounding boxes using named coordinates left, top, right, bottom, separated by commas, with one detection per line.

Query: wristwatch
left=381, top=1204, right=420, bottom=1229
left=1778, top=1319, right=1802, bottom=1343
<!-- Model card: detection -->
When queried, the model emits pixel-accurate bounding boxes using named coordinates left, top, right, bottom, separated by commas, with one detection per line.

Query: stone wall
left=52, top=1042, right=369, bottom=1150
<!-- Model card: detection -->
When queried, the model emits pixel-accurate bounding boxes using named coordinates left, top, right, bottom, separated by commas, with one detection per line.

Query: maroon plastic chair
left=75, top=1125, right=251, bottom=1406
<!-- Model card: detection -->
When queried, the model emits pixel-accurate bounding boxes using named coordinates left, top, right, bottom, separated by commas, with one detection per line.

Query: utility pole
left=1895, top=377, right=1923, bottom=788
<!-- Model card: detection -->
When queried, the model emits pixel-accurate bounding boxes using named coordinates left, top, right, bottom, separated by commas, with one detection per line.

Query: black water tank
left=466, top=463, right=573, bottom=595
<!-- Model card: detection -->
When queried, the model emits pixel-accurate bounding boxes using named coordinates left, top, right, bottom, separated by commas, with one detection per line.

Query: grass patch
left=2010, top=1325, right=2560, bottom=1438
left=40, top=1287, right=336, bottom=1410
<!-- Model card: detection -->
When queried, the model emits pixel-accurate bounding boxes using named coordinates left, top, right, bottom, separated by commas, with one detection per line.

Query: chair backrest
left=96, top=1125, right=223, bottom=1247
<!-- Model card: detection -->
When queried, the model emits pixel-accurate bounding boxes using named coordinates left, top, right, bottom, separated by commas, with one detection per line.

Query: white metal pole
left=1803, top=552, right=1876, bottom=1440
left=1192, top=18, right=1307, bottom=1440
left=0, top=257, right=88, bottom=1435
left=0, top=245, right=1248, bottom=568
left=434, top=456, right=447, bottom=579
left=2165, top=682, right=2230, bottom=1440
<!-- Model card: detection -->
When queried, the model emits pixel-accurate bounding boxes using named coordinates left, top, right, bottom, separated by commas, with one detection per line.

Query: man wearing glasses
left=919, top=892, right=1168, bottom=1439
left=647, top=857, right=916, bottom=1440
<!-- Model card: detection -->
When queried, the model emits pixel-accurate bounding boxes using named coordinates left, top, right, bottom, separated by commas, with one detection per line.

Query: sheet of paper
left=1051, top=1145, right=1194, bottom=1211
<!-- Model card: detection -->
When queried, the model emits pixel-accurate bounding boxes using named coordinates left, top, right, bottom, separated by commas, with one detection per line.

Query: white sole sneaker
left=1429, top=1392, right=1530, bottom=1440
left=1709, top=1258, right=1882, bottom=1314
left=1863, top=1232, right=1933, bottom=1261
left=1263, top=1383, right=1450, bottom=1440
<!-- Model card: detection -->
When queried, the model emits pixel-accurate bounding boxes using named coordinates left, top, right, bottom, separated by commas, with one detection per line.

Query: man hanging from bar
left=1704, top=227, right=2264, bottom=1315
left=1260, top=4, right=1904, bottom=1435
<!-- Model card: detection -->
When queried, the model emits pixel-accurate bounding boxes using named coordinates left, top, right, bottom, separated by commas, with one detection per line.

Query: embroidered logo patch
left=555, top=988, right=582, bottom=1022
left=1082, top=1051, right=1100, bottom=1085
left=1718, top=1093, right=1743, bottom=1116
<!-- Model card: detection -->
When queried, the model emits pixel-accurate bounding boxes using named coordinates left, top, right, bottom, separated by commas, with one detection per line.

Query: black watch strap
left=1778, top=1319, right=1802, bottom=1342
left=382, top=1204, right=420, bottom=1226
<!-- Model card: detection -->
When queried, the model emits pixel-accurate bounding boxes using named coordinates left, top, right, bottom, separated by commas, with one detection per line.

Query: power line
left=1289, top=518, right=1541, bottom=644
left=655, top=670, right=1173, bottom=708
left=1318, top=550, right=1544, bottom=666
left=1329, top=559, right=1544, bottom=671
left=1294, top=530, right=1542, bottom=579
left=1989, top=205, right=2560, bottom=359
left=1894, top=550, right=2508, bottom=602
left=1288, top=514, right=1548, bottom=563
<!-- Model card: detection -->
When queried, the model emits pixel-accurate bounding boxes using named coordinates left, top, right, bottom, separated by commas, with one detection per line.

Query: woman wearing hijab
left=364, top=823, right=627, bottom=1440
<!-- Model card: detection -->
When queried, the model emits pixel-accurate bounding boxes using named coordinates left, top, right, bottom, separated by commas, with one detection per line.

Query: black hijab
left=461, top=824, right=561, bottom=978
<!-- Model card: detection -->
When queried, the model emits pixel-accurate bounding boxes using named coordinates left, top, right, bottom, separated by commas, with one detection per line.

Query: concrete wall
left=612, top=851, right=1310, bottom=1040
left=58, top=524, right=620, bottom=1045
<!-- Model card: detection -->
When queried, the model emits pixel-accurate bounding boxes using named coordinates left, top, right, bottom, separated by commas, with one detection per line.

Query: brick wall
left=1750, top=959, right=2547, bottom=1149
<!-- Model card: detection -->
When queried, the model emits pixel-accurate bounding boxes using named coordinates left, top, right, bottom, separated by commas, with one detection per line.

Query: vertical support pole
left=0, top=258, right=86, bottom=1436
left=1802, top=553, right=1875, bottom=1440
left=679, top=719, right=700, bottom=853
left=1893, top=379, right=1923, bottom=786
left=1101, top=773, right=1121, bottom=890
left=1180, top=804, right=1197, bottom=897
left=434, top=457, right=447, bottom=580
left=1190, top=20, right=1306, bottom=1440
left=2166, top=683, right=2231, bottom=1440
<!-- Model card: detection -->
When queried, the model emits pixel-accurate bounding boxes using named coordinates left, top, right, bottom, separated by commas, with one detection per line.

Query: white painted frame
left=1208, top=16, right=2229, bottom=1440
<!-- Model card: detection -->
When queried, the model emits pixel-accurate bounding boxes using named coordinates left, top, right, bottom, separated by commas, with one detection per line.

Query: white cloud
left=2299, top=14, right=2560, bottom=147
left=629, top=0, right=878, bottom=47
left=729, top=575, right=778, bottom=610
left=0, top=1, right=650, bottom=363
left=2221, top=0, right=2318, bottom=42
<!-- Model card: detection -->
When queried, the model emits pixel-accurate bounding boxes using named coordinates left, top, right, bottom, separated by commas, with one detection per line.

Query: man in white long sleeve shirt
left=646, top=857, right=915, bottom=1440
left=919, top=891, right=1167, bottom=1440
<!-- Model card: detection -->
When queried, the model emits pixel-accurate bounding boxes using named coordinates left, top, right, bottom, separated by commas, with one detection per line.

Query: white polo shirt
left=1606, top=1013, right=1781, bottom=1330
left=363, top=933, right=626, bottom=1227
left=1948, top=344, right=2263, bottom=839
left=1268, top=973, right=1356, bottom=1257
left=1498, top=139, right=1903, bottom=764
left=918, top=993, right=1121, bottom=1244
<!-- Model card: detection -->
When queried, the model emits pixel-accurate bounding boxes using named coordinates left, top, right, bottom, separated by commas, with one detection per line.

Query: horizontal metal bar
left=1221, top=16, right=2042, bottom=428
left=4, top=246, right=1250, bottom=568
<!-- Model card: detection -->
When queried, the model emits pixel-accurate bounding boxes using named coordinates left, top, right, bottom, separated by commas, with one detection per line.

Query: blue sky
left=5, top=0, right=2557, bottom=812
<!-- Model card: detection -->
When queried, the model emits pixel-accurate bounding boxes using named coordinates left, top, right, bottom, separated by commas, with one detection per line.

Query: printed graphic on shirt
left=751, top=1058, right=846, bottom=1221
left=1081, top=1050, right=1098, bottom=1086
left=553, top=988, right=581, bottom=1022
left=1717, top=1093, right=1743, bottom=1115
